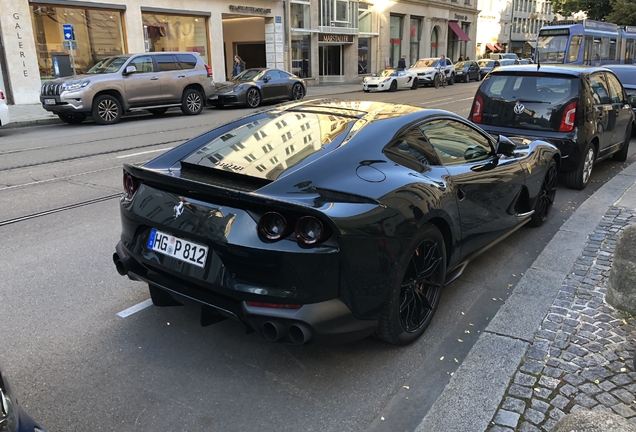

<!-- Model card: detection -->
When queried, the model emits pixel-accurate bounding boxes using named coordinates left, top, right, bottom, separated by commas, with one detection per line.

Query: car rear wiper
left=512, top=98, right=551, bottom=104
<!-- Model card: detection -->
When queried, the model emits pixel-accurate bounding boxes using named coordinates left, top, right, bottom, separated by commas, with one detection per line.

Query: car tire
left=612, top=128, right=631, bottom=161
left=389, top=80, right=398, bottom=92
left=181, top=89, right=204, bottom=116
left=57, top=113, right=87, bottom=124
left=529, top=159, right=558, bottom=227
left=565, top=141, right=595, bottom=190
left=246, top=88, right=261, bottom=108
left=92, top=94, right=122, bottom=125
left=448, top=73, right=455, bottom=85
left=411, top=78, right=418, bottom=90
left=291, top=83, right=304, bottom=101
left=376, top=223, right=446, bottom=345
left=363, top=89, right=370, bottom=93
left=148, top=108, right=168, bottom=116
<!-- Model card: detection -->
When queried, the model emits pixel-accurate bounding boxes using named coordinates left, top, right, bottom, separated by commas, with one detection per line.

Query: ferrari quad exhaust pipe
left=288, top=323, right=312, bottom=345
left=262, top=320, right=286, bottom=342
left=113, top=253, right=126, bottom=276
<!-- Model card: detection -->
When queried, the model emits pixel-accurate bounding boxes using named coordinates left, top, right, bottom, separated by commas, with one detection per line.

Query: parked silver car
left=40, top=52, right=215, bottom=125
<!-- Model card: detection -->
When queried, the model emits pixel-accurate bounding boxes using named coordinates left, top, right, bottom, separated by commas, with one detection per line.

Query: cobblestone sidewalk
left=488, top=206, right=636, bottom=432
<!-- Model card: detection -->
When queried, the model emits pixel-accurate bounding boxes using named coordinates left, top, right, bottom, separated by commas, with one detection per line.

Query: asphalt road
left=1, top=82, right=634, bottom=432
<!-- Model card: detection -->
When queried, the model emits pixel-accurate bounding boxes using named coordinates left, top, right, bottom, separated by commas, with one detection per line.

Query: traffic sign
left=63, top=41, right=77, bottom=50
left=63, top=24, right=75, bottom=41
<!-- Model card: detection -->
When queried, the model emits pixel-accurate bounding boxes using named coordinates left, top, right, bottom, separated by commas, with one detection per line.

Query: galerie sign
left=13, top=13, right=29, bottom=77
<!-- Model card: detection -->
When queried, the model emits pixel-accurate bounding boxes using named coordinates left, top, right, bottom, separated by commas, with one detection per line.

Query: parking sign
left=63, top=24, right=74, bottom=41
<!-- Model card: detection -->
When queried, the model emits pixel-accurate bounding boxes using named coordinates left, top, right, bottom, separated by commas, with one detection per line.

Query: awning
left=486, top=43, right=496, bottom=51
left=448, top=21, right=471, bottom=42
left=494, top=43, right=504, bottom=51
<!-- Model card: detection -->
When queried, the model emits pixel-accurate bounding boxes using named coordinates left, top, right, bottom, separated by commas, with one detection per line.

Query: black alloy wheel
left=291, top=83, right=304, bottom=100
left=389, top=80, right=398, bottom=92
left=92, top=94, right=122, bottom=125
left=148, top=108, right=168, bottom=116
left=377, top=224, right=446, bottom=345
left=612, top=128, right=631, bottom=161
left=565, top=141, right=595, bottom=190
left=57, top=113, right=86, bottom=124
left=529, top=159, right=558, bottom=227
left=448, top=73, right=455, bottom=85
left=246, top=88, right=261, bottom=108
left=181, top=89, right=204, bottom=115
left=411, top=78, right=418, bottom=90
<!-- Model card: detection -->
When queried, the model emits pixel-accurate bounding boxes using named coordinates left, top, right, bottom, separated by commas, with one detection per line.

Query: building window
left=409, top=18, right=422, bottom=67
left=358, top=3, right=372, bottom=32
left=390, top=15, right=403, bottom=67
left=290, top=2, right=310, bottom=29
left=319, top=0, right=358, bottom=29
left=142, top=13, right=209, bottom=64
left=30, top=5, right=125, bottom=79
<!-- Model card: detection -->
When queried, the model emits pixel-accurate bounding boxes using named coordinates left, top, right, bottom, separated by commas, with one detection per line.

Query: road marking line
left=117, top=299, right=153, bottom=318
left=116, top=147, right=174, bottom=158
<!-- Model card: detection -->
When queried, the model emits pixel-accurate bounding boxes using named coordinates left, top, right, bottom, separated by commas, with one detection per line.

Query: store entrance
left=319, top=45, right=343, bottom=82
left=236, top=43, right=266, bottom=71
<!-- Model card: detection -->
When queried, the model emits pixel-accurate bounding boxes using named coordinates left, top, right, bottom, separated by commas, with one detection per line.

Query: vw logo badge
left=513, top=103, right=525, bottom=115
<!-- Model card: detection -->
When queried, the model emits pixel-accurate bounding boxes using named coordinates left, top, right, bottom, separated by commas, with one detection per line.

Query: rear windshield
left=478, top=73, right=579, bottom=131
left=182, top=112, right=357, bottom=180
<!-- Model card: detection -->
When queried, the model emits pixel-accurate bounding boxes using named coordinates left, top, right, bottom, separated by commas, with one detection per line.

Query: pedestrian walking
left=232, top=55, right=245, bottom=77
left=397, top=55, right=406, bottom=69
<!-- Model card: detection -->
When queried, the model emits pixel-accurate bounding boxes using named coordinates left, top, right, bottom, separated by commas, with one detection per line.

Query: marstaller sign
left=318, top=34, right=353, bottom=43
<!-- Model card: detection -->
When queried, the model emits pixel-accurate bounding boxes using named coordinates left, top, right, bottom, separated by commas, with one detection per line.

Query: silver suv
left=40, top=52, right=215, bottom=125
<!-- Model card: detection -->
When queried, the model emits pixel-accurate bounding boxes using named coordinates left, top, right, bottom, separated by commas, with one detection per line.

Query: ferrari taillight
left=559, top=101, right=577, bottom=132
left=471, top=94, right=483, bottom=123
left=123, top=171, right=142, bottom=199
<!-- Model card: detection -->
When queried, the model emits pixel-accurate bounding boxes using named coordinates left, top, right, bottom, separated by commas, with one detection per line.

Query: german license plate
left=44, top=99, right=56, bottom=105
left=147, top=229, right=208, bottom=268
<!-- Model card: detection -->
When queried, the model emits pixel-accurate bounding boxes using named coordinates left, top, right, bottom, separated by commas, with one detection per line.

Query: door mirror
left=495, top=135, right=517, bottom=156
left=263, top=75, right=271, bottom=83
left=124, top=65, right=137, bottom=75
left=630, top=94, right=636, bottom=108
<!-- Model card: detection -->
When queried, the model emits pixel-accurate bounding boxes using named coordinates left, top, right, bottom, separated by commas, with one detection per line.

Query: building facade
left=476, top=0, right=555, bottom=59
left=0, top=0, right=477, bottom=105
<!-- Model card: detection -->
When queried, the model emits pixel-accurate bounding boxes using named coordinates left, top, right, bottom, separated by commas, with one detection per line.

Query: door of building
left=319, top=45, right=343, bottom=82
left=237, top=44, right=266, bottom=70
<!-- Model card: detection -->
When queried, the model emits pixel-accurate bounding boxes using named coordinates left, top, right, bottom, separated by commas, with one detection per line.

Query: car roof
left=488, top=64, right=609, bottom=76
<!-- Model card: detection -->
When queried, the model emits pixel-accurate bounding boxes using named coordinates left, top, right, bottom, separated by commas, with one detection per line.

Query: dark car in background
left=477, top=59, right=500, bottom=80
left=454, top=60, right=481, bottom=82
left=603, top=64, right=636, bottom=133
left=113, top=100, right=559, bottom=346
left=0, top=365, right=45, bottom=432
left=469, top=65, right=634, bottom=189
left=210, top=68, right=306, bottom=108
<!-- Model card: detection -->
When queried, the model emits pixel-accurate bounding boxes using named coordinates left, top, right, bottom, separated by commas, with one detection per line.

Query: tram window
left=609, top=39, right=617, bottom=61
left=601, top=37, right=610, bottom=60
left=567, top=35, right=582, bottom=63
left=584, top=36, right=593, bottom=64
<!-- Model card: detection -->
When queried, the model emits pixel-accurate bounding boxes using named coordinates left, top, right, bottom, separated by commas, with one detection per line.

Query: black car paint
left=0, top=365, right=45, bottom=432
left=470, top=65, right=634, bottom=173
left=114, top=100, right=559, bottom=343
left=211, top=68, right=305, bottom=107
left=455, top=61, right=480, bottom=82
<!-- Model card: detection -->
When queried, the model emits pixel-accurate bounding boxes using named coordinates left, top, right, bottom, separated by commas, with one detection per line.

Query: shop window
left=410, top=18, right=422, bottom=67
left=291, top=34, right=311, bottom=78
left=431, top=26, right=439, bottom=57
left=390, top=15, right=403, bottom=67
left=358, top=37, right=371, bottom=74
left=30, top=5, right=125, bottom=80
left=142, top=13, right=209, bottom=64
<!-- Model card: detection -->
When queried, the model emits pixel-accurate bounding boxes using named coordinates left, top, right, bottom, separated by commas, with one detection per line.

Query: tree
left=606, top=0, right=636, bottom=25
left=551, top=0, right=611, bottom=21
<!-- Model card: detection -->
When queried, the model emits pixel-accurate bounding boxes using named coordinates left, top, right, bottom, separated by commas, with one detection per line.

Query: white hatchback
left=0, top=90, right=10, bottom=127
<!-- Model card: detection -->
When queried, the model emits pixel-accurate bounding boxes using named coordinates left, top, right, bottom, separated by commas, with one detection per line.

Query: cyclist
left=435, top=55, right=448, bottom=89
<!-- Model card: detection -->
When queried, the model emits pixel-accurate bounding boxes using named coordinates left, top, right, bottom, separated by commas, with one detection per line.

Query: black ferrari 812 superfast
left=113, top=100, right=560, bottom=345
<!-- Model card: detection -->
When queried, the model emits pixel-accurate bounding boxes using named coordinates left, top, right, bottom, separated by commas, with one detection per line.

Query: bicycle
left=434, top=66, right=447, bottom=89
